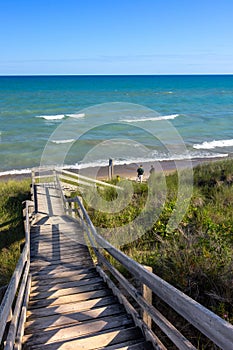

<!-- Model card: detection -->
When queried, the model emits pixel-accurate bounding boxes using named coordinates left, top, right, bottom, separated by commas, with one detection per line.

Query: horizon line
left=1, top=73, right=233, bottom=77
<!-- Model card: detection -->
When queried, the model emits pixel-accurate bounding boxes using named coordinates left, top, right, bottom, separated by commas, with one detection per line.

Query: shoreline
left=0, top=157, right=230, bottom=183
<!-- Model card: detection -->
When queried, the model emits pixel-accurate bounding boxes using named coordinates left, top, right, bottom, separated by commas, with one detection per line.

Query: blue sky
left=1, top=0, right=233, bottom=75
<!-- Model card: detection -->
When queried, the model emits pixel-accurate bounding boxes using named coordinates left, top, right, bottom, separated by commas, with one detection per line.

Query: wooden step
left=24, top=304, right=126, bottom=333
left=28, top=289, right=112, bottom=309
left=26, top=296, right=118, bottom=319
left=30, top=276, right=101, bottom=292
left=31, top=251, right=91, bottom=263
left=23, top=327, right=144, bottom=350
left=23, top=314, right=133, bottom=346
left=30, top=254, right=93, bottom=266
left=30, top=281, right=106, bottom=300
left=31, top=266, right=95, bottom=278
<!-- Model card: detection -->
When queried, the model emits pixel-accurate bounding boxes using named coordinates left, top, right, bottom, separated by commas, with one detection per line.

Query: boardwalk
left=22, top=184, right=152, bottom=349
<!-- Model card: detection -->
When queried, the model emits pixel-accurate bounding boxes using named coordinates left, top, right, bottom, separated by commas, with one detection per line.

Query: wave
left=51, top=139, right=75, bottom=144
left=67, top=152, right=228, bottom=170
left=36, top=113, right=85, bottom=120
left=0, top=168, right=32, bottom=177
left=121, top=114, right=180, bottom=123
left=36, top=114, right=65, bottom=120
left=193, top=139, right=233, bottom=149
left=65, top=113, right=85, bottom=119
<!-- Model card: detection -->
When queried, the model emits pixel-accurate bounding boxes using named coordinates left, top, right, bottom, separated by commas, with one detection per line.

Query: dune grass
left=0, top=179, right=31, bottom=287
left=86, top=159, right=233, bottom=325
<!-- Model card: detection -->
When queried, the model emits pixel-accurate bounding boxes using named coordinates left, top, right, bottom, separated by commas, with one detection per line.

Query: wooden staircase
left=22, top=184, right=152, bottom=349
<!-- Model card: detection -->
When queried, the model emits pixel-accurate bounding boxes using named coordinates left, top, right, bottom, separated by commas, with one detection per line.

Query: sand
left=0, top=157, right=226, bottom=183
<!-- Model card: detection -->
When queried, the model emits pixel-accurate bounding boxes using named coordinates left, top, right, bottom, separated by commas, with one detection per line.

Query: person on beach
left=149, top=165, right=155, bottom=176
left=137, top=165, right=144, bottom=183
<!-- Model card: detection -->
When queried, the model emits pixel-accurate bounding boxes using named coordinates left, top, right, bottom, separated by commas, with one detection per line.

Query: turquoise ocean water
left=0, top=75, right=233, bottom=176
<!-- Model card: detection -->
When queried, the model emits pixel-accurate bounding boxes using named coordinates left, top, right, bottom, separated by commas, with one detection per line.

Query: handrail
left=60, top=169, right=123, bottom=190
left=0, top=200, right=33, bottom=349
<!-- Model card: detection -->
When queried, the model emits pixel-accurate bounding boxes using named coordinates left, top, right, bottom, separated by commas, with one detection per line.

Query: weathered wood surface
left=22, top=184, right=151, bottom=349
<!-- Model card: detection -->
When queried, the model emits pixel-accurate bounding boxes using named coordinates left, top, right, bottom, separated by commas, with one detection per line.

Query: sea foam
left=0, top=168, right=32, bottom=177
left=36, top=114, right=65, bottom=120
left=66, top=113, right=85, bottom=119
left=51, top=139, right=75, bottom=144
left=121, top=114, right=179, bottom=123
left=36, top=113, right=85, bottom=120
left=193, top=139, right=233, bottom=149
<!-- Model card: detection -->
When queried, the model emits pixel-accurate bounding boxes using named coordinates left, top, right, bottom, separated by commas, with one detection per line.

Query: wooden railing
left=32, top=167, right=122, bottom=191
left=0, top=200, right=33, bottom=350
left=58, top=183, right=233, bottom=350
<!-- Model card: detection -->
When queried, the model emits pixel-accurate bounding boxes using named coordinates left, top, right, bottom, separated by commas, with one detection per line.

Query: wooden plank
left=31, top=251, right=91, bottom=262
left=25, top=327, right=143, bottom=350
left=29, top=281, right=105, bottom=300
left=30, top=233, right=83, bottom=241
left=31, top=267, right=93, bottom=278
left=24, top=304, right=125, bottom=333
left=30, top=243, right=85, bottom=252
left=30, top=236, right=81, bottom=243
left=23, top=316, right=134, bottom=346
left=31, top=271, right=98, bottom=286
left=31, top=257, right=92, bottom=271
left=26, top=296, right=118, bottom=319
left=30, top=276, right=101, bottom=292
left=31, top=266, right=95, bottom=278
left=28, top=289, right=112, bottom=309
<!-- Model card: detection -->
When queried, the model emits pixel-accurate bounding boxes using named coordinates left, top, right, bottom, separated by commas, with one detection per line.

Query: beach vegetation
left=0, top=179, right=31, bottom=288
left=86, top=159, right=233, bottom=328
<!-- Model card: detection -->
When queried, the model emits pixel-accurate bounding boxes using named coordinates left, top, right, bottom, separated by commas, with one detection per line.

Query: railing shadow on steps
left=0, top=201, right=34, bottom=350
left=53, top=171, right=233, bottom=350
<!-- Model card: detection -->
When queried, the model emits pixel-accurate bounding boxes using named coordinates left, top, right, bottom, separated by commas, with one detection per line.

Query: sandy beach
left=0, top=157, right=228, bottom=183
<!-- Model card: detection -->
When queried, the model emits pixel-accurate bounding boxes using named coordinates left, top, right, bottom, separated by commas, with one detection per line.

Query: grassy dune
left=0, top=179, right=31, bottom=287
left=87, top=159, right=233, bottom=325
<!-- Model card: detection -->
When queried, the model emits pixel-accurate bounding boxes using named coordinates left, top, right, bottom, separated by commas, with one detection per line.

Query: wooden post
left=142, top=265, right=152, bottom=329
left=65, top=202, right=69, bottom=215
left=53, top=169, right=56, bottom=188
left=71, top=202, right=75, bottom=218
left=77, top=196, right=83, bottom=221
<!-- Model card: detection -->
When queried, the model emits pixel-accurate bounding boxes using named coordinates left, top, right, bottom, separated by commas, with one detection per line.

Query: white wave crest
left=193, top=139, right=233, bottom=149
left=65, top=152, right=228, bottom=171
left=0, top=168, right=32, bottom=177
left=36, top=114, right=65, bottom=120
left=51, top=139, right=75, bottom=144
left=66, top=113, right=85, bottom=119
left=36, top=113, right=85, bottom=121
left=121, top=114, right=179, bottom=123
